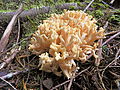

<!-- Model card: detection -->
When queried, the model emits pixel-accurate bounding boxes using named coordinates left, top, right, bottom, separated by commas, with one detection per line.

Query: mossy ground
left=0, top=0, right=120, bottom=90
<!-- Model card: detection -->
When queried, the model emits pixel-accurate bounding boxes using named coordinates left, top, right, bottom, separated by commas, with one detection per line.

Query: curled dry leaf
left=29, top=10, right=105, bottom=79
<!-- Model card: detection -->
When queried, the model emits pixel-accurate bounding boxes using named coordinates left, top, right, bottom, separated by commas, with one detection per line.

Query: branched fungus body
left=29, top=10, right=104, bottom=79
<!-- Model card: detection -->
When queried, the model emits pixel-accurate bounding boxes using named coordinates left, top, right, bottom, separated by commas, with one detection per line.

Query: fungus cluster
left=29, top=10, right=104, bottom=79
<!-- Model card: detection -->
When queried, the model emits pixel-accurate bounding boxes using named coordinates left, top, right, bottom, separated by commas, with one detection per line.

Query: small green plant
left=85, top=0, right=109, bottom=9
left=102, top=45, right=108, bottom=52
left=69, top=6, right=76, bottom=10
left=109, top=15, right=120, bottom=23
left=76, top=2, right=85, bottom=7
left=93, top=10, right=104, bottom=18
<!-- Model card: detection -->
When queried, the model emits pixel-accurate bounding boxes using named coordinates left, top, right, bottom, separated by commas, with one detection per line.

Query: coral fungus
left=29, top=10, right=104, bottom=79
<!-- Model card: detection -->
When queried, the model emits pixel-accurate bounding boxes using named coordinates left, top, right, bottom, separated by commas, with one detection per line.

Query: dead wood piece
left=51, top=67, right=90, bottom=90
left=55, top=3, right=83, bottom=10
left=110, top=0, right=115, bottom=4
left=102, top=31, right=120, bottom=46
left=51, top=80, right=70, bottom=90
left=95, top=39, right=103, bottom=66
left=0, top=77, right=17, bottom=90
left=67, top=70, right=77, bottom=90
left=102, top=48, right=120, bottom=77
left=101, top=1, right=115, bottom=9
left=0, top=4, right=23, bottom=53
left=105, top=30, right=120, bottom=36
left=84, top=0, right=94, bottom=12
left=0, top=48, right=20, bottom=70
left=95, top=21, right=108, bottom=66
left=67, top=76, right=74, bottom=90
left=0, top=3, right=94, bottom=20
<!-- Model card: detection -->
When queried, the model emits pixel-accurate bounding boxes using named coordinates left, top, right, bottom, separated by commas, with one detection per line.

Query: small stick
left=51, top=67, right=90, bottom=90
left=84, top=0, right=94, bottom=12
left=0, top=37, right=29, bottom=57
left=102, top=49, right=120, bottom=76
left=0, top=72, right=19, bottom=80
left=0, top=68, right=34, bottom=80
left=0, top=2, right=93, bottom=20
left=98, top=72, right=107, bottom=90
left=103, top=55, right=120, bottom=71
left=105, top=30, right=120, bottom=36
left=67, top=70, right=77, bottom=90
left=110, top=0, right=115, bottom=4
left=51, top=80, right=70, bottom=90
left=0, top=4, right=23, bottom=52
left=110, top=42, right=120, bottom=49
left=109, top=71, right=120, bottom=78
left=103, top=21, right=109, bottom=29
left=0, top=77, right=17, bottom=90
left=67, top=77, right=74, bottom=90
left=75, top=66, right=90, bottom=78
left=0, top=5, right=23, bottom=69
left=95, top=39, right=103, bottom=66
left=101, top=1, right=115, bottom=9
left=95, top=21, right=108, bottom=66
left=102, top=31, right=120, bottom=46
left=17, top=18, right=20, bottom=43
left=0, top=48, right=20, bottom=69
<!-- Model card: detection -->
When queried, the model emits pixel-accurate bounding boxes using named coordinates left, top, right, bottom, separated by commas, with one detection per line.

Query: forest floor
left=0, top=0, right=120, bottom=90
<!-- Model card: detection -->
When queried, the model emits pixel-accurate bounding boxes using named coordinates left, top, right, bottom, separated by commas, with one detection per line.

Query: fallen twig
left=102, top=31, right=120, bottom=46
left=83, top=0, right=94, bottom=12
left=0, top=69, right=35, bottom=89
left=101, top=1, right=115, bottom=9
left=0, top=6, right=24, bottom=69
left=0, top=4, right=23, bottom=52
left=0, top=17, right=22, bottom=69
left=51, top=67, right=90, bottom=90
left=17, top=18, right=20, bottom=43
left=0, top=72, right=20, bottom=80
left=0, top=47, right=20, bottom=69
left=110, top=0, right=115, bottom=4
left=0, top=37, right=30, bottom=57
left=98, top=72, right=107, bottom=90
left=67, top=77, right=74, bottom=90
left=75, top=66, right=90, bottom=78
left=67, top=70, right=77, bottom=90
left=103, top=21, right=109, bottom=29
left=110, top=42, right=120, bottom=49
left=51, top=80, right=70, bottom=90
left=0, top=77, right=17, bottom=90
left=95, top=21, right=109, bottom=66
left=102, top=48, right=120, bottom=76
left=105, top=30, right=120, bottom=36
left=95, top=39, right=103, bottom=66
left=109, top=71, right=120, bottom=78
left=0, top=3, right=94, bottom=20
left=0, top=69, right=30, bottom=80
